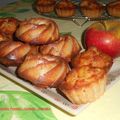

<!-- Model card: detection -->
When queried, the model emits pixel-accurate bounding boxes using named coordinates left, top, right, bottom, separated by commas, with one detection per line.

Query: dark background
left=0, top=0, right=19, bottom=7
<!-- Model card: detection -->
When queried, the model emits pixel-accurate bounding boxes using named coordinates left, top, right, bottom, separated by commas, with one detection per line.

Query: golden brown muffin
left=0, top=17, right=20, bottom=37
left=16, top=18, right=60, bottom=45
left=107, top=0, right=120, bottom=17
left=17, top=54, right=70, bottom=88
left=0, top=41, right=31, bottom=66
left=55, top=0, right=76, bottom=17
left=80, top=0, right=104, bottom=18
left=35, top=0, right=56, bottom=13
left=71, top=47, right=113, bottom=71
left=59, top=65, right=107, bottom=104
left=40, top=35, right=81, bottom=62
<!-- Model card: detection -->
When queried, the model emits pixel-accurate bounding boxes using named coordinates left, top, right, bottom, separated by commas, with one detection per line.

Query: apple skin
left=84, top=23, right=120, bottom=58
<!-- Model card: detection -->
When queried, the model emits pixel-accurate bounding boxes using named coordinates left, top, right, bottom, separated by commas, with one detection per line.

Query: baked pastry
left=0, top=41, right=31, bottom=66
left=107, top=0, right=120, bottom=17
left=40, top=35, right=81, bottom=62
left=16, top=18, right=60, bottom=45
left=27, top=45, right=40, bottom=55
left=0, top=32, right=10, bottom=42
left=55, top=0, right=76, bottom=17
left=0, top=17, right=20, bottom=38
left=80, top=0, right=104, bottom=18
left=59, top=65, right=107, bottom=104
left=71, top=47, right=113, bottom=71
left=35, top=0, right=56, bottom=13
left=17, top=54, right=70, bottom=88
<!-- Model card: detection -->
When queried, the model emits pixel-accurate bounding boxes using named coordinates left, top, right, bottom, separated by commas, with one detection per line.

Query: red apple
left=84, top=21, right=120, bottom=58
